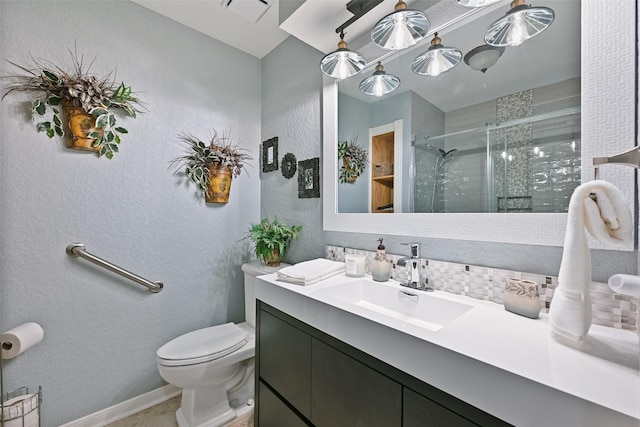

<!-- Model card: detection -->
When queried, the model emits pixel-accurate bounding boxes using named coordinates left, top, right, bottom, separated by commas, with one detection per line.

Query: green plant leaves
left=246, top=218, right=302, bottom=264
left=91, top=107, right=108, bottom=117
left=42, top=70, right=59, bottom=83
left=32, top=99, right=46, bottom=115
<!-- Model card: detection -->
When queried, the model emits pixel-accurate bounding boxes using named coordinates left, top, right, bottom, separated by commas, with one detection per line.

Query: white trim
left=59, top=384, right=181, bottom=427
left=393, top=119, right=403, bottom=214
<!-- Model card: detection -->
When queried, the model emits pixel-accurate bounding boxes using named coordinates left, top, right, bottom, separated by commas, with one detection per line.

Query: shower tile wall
left=416, top=78, right=580, bottom=213
left=494, top=89, right=534, bottom=212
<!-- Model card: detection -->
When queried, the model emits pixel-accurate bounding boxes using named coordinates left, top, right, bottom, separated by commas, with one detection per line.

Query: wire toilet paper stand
left=1, top=340, right=42, bottom=427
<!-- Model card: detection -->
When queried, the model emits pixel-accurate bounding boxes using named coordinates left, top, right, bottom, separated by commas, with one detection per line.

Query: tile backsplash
left=326, top=245, right=638, bottom=332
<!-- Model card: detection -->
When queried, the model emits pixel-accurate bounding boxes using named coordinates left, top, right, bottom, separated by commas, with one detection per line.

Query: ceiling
left=338, top=0, right=580, bottom=112
left=130, top=0, right=473, bottom=59
left=130, top=0, right=290, bottom=58
left=130, top=0, right=579, bottom=112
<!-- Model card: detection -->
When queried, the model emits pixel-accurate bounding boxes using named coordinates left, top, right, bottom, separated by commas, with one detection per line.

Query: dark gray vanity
left=255, top=301, right=510, bottom=427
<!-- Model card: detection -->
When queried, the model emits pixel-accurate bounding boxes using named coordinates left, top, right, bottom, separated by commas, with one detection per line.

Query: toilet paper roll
left=1, top=322, right=44, bottom=360
left=608, top=274, right=640, bottom=297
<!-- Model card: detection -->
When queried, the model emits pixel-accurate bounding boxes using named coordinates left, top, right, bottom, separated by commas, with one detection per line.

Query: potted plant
left=171, top=130, right=252, bottom=203
left=1, top=51, right=144, bottom=159
left=338, top=139, right=368, bottom=183
left=246, top=217, right=302, bottom=266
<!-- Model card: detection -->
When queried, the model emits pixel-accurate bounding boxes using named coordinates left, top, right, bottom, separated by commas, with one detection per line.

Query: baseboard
left=60, top=384, right=182, bottom=427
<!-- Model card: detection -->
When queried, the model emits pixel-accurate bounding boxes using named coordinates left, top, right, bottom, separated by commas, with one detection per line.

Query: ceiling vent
left=220, top=0, right=272, bottom=23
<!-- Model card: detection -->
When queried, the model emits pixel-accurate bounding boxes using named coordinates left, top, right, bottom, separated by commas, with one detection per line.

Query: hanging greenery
left=338, top=139, right=368, bottom=183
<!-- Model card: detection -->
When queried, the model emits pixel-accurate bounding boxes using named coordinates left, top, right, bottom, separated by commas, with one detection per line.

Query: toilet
left=156, top=262, right=287, bottom=427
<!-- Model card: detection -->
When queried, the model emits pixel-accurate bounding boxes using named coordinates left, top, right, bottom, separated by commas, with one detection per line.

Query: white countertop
left=256, top=273, right=640, bottom=427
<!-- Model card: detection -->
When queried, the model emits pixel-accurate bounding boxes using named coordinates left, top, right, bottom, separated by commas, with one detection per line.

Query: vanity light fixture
left=359, top=62, right=400, bottom=97
left=320, top=31, right=366, bottom=79
left=484, top=0, right=555, bottom=47
left=371, top=0, right=430, bottom=50
left=319, top=0, right=383, bottom=79
left=463, top=44, right=505, bottom=73
left=455, top=0, right=503, bottom=7
left=411, top=33, right=462, bottom=76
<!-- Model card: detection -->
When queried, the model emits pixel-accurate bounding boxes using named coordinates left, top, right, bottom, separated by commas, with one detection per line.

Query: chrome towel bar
left=66, top=243, right=163, bottom=293
left=593, top=146, right=640, bottom=179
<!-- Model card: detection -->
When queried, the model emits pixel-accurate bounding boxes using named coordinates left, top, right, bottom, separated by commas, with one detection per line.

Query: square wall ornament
left=262, top=137, right=278, bottom=173
left=298, top=157, right=320, bottom=198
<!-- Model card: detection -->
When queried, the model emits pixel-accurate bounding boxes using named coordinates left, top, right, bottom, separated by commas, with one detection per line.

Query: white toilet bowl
left=157, top=322, right=255, bottom=427
left=156, top=262, right=287, bottom=427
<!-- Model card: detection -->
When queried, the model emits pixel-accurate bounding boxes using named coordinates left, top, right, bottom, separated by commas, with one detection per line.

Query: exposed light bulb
left=506, top=12, right=529, bottom=46
left=426, top=50, right=445, bottom=76
left=372, top=76, right=386, bottom=97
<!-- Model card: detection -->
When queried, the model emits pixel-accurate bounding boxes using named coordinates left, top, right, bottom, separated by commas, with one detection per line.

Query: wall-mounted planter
left=1, top=52, right=143, bottom=159
left=61, top=99, right=100, bottom=152
left=171, top=130, right=251, bottom=205
left=206, top=166, right=233, bottom=203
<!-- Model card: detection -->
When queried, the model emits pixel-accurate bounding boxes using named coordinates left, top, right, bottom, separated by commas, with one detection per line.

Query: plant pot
left=62, top=99, right=100, bottom=151
left=264, top=248, right=281, bottom=267
left=206, top=166, right=233, bottom=203
left=342, top=156, right=357, bottom=182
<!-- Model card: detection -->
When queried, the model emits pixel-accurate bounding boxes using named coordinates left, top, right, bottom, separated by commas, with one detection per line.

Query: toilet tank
left=241, top=262, right=289, bottom=327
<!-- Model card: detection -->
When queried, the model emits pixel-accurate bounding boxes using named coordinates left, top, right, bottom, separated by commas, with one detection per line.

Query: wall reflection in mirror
left=337, top=0, right=580, bottom=214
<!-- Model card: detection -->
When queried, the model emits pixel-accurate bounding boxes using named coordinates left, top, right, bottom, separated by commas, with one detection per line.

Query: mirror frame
left=323, top=0, right=636, bottom=249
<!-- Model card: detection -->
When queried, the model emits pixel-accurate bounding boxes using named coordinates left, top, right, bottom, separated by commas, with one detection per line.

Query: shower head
left=439, top=148, right=458, bottom=158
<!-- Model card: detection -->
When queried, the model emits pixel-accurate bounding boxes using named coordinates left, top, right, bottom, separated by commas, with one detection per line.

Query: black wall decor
left=298, top=157, right=320, bottom=198
left=262, top=137, right=278, bottom=173
left=281, top=152, right=297, bottom=179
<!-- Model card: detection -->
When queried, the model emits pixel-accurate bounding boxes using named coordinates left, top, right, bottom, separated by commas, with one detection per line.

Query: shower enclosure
left=413, top=107, right=581, bottom=213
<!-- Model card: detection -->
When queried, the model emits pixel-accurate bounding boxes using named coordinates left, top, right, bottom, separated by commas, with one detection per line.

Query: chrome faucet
left=397, top=243, right=424, bottom=290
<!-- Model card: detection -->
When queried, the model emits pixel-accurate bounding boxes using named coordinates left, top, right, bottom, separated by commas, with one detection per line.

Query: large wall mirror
left=323, top=0, right=636, bottom=248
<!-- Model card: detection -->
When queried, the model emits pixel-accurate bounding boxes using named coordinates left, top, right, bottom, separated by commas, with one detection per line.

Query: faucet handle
left=401, top=242, right=420, bottom=258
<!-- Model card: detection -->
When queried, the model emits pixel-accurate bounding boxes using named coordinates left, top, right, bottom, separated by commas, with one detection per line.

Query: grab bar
left=66, top=243, right=163, bottom=293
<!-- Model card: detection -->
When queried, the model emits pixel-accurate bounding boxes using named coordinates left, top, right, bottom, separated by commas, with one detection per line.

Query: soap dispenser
left=371, top=238, right=391, bottom=282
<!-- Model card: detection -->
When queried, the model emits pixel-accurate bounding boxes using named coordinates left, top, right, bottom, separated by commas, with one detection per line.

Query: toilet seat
left=157, top=323, right=248, bottom=367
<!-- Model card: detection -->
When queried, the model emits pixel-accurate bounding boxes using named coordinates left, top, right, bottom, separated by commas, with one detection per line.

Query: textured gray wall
left=260, top=36, right=325, bottom=264
left=0, top=1, right=261, bottom=425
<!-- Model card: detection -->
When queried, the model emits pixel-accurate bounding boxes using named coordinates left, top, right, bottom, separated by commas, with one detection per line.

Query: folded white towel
left=277, top=258, right=345, bottom=286
left=608, top=274, right=640, bottom=297
left=549, top=180, right=632, bottom=340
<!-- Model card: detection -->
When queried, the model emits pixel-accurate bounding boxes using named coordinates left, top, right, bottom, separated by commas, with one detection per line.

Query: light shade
left=359, top=62, right=400, bottom=97
left=484, top=0, right=555, bottom=47
left=320, top=35, right=366, bottom=79
left=463, top=44, right=505, bottom=73
left=411, top=33, right=462, bottom=76
left=455, top=0, right=503, bottom=7
left=371, top=0, right=430, bottom=50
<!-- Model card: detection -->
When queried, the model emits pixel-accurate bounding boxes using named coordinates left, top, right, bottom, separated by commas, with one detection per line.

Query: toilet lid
left=157, top=323, right=248, bottom=366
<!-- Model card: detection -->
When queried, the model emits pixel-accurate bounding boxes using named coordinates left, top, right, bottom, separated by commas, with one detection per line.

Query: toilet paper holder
left=1, top=324, right=43, bottom=426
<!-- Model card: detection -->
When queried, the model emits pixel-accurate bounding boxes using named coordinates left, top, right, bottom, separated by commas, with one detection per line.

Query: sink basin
left=310, top=279, right=473, bottom=332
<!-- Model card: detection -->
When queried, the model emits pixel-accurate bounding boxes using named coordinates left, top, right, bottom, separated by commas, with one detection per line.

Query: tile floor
left=106, top=396, right=254, bottom=427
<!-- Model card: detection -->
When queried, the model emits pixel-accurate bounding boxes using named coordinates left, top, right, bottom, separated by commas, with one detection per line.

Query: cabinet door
left=258, top=309, right=311, bottom=418
left=258, top=381, right=309, bottom=427
left=403, top=387, right=477, bottom=427
left=311, top=338, right=402, bottom=427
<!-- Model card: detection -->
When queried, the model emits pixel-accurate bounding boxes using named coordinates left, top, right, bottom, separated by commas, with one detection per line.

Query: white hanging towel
left=548, top=180, right=632, bottom=341
left=277, top=258, right=345, bottom=286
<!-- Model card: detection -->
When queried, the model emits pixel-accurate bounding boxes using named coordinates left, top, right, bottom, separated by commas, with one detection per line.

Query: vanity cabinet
left=256, top=301, right=511, bottom=427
